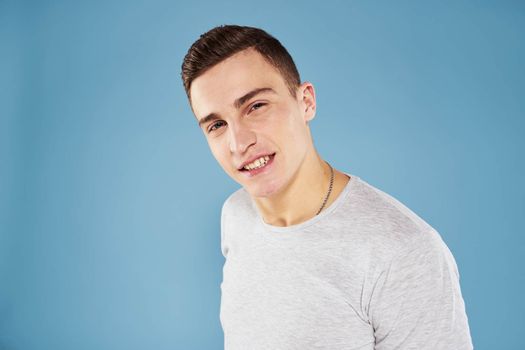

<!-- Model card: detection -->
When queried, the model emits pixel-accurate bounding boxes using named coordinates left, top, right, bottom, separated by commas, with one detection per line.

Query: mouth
left=239, top=153, right=276, bottom=177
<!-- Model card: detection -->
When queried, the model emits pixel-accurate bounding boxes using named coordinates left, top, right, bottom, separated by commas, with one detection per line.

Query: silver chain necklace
left=316, top=162, right=334, bottom=215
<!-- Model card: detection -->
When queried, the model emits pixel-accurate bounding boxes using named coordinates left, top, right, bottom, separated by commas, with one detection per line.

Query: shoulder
left=220, top=187, right=257, bottom=228
left=344, top=176, right=444, bottom=264
left=219, top=187, right=255, bottom=258
left=221, top=187, right=252, bottom=215
left=351, top=176, right=433, bottom=233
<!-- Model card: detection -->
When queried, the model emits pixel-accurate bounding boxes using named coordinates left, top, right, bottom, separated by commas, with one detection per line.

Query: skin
left=190, top=48, right=350, bottom=227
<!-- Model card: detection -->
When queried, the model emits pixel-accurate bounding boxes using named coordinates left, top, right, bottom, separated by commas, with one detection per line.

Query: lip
left=237, top=152, right=276, bottom=170
left=238, top=153, right=276, bottom=178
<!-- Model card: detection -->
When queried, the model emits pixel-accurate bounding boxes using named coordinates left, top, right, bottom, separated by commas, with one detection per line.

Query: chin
left=244, top=180, right=283, bottom=199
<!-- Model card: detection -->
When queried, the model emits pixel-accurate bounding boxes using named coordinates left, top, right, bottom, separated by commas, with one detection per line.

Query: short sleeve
left=369, top=230, right=473, bottom=349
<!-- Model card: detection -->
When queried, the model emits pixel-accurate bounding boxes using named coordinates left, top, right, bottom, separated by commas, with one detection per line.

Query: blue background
left=1, top=0, right=524, bottom=349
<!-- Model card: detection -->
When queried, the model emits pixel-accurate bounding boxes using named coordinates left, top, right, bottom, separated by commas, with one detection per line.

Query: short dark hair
left=181, top=25, right=301, bottom=100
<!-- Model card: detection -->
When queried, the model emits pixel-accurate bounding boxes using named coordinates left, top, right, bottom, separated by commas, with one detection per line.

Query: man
left=181, top=25, right=473, bottom=349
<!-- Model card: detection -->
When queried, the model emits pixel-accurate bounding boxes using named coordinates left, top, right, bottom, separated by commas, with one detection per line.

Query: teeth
left=243, top=155, right=271, bottom=171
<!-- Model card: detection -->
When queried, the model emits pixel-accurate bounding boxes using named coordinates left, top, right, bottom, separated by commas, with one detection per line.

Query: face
left=190, top=48, right=316, bottom=198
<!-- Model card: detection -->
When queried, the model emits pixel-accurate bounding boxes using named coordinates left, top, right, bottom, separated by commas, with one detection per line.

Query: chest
left=220, top=239, right=375, bottom=349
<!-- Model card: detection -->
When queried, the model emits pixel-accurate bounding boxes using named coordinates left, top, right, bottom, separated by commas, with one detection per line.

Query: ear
left=298, top=82, right=316, bottom=123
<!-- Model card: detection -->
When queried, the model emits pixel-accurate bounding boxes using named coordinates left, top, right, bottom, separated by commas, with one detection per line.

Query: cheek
left=263, top=105, right=297, bottom=135
left=210, top=144, right=223, bottom=161
left=273, top=111, right=309, bottom=147
left=209, top=140, right=233, bottom=169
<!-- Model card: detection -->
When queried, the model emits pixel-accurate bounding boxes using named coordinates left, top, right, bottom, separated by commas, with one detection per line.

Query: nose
left=228, top=121, right=256, bottom=155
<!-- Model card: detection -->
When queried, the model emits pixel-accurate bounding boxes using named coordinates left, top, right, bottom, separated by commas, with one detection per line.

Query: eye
left=208, top=120, right=226, bottom=133
left=249, top=102, right=266, bottom=113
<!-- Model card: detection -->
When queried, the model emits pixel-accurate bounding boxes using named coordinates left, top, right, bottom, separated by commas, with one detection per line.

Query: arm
left=369, top=230, right=473, bottom=349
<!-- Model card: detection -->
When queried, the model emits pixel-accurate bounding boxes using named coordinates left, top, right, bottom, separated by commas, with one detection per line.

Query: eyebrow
left=233, top=87, right=275, bottom=109
left=197, top=87, right=275, bottom=128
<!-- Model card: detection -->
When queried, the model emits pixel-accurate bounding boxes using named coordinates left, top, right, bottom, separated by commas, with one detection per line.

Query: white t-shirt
left=219, top=174, right=473, bottom=349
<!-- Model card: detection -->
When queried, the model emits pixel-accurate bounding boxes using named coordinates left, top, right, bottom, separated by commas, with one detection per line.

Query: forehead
left=190, top=48, right=288, bottom=118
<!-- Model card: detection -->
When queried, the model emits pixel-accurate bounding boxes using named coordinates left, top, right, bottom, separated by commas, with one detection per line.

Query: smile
left=239, top=153, right=275, bottom=177
left=243, top=155, right=270, bottom=170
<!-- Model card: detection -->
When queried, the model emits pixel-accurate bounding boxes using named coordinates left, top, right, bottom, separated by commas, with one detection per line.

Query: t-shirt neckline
left=249, top=172, right=358, bottom=233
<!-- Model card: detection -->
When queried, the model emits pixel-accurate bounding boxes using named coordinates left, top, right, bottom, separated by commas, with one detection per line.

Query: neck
left=253, top=151, right=349, bottom=227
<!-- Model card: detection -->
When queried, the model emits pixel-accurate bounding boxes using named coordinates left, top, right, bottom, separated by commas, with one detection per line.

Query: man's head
left=182, top=25, right=318, bottom=199
left=181, top=25, right=301, bottom=102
